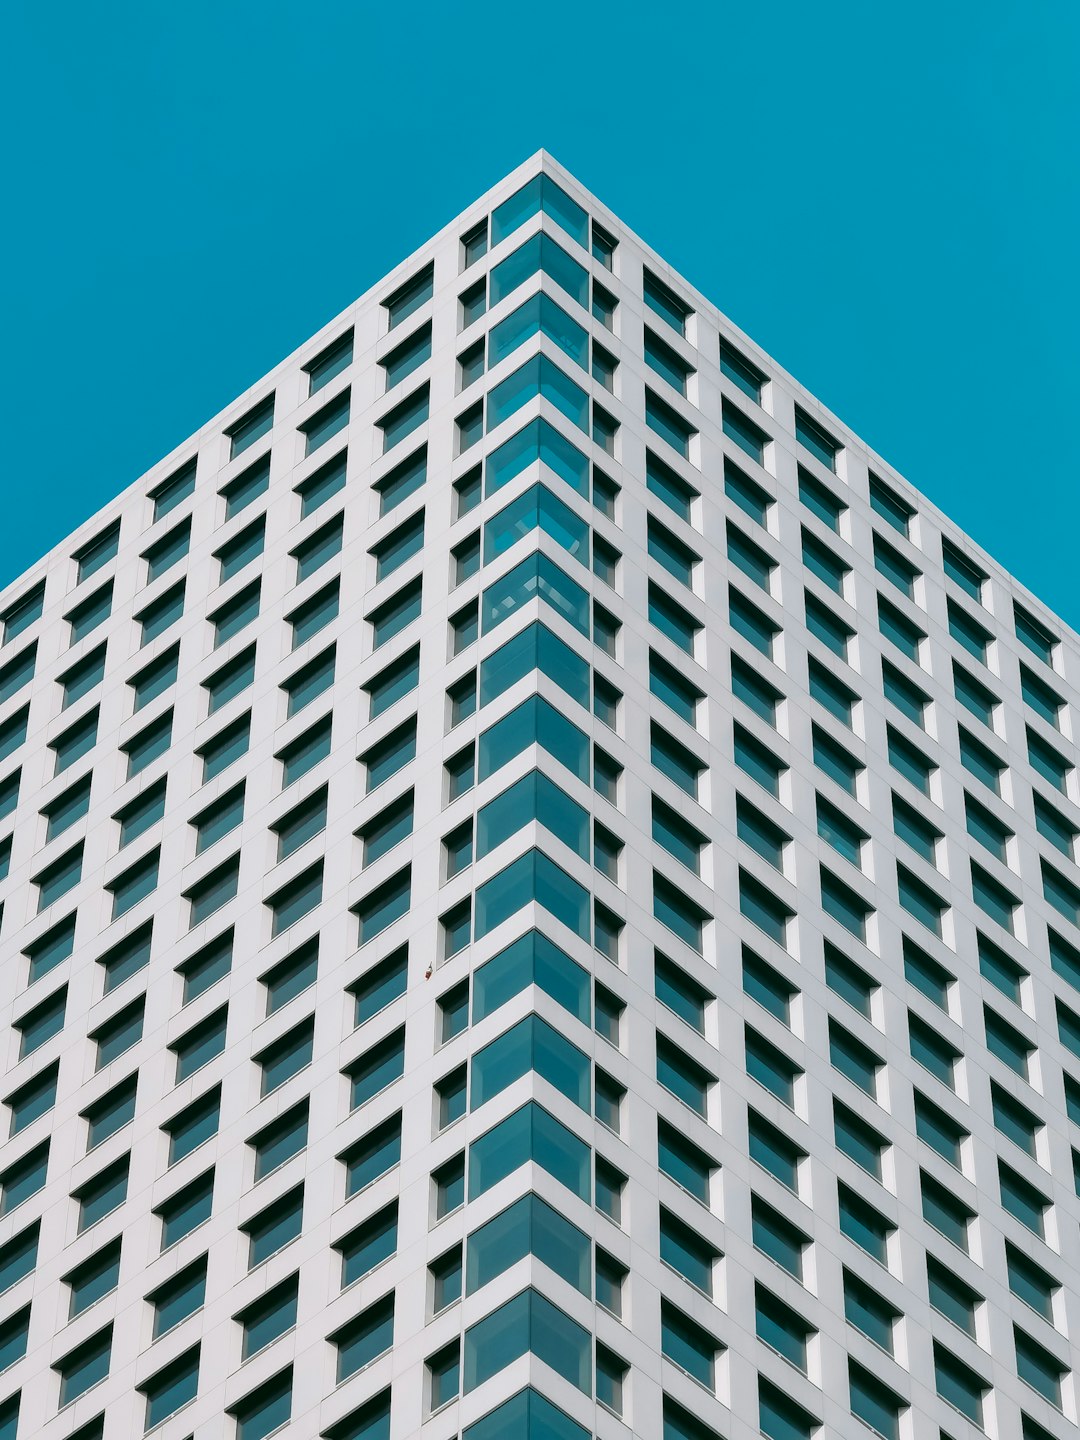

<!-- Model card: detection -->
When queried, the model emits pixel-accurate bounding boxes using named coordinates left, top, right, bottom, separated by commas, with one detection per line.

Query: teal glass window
left=809, top=658, right=855, bottom=725
left=829, top=1020, right=879, bottom=1095
left=488, top=354, right=588, bottom=434
left=66, top=582, right=113, bottom=645
left=909, top=1011, right=958, bottom=1086
left=1028, top=727, right=1070, bottom=792
left=381, top=323, right=431, bottom=390
left=653, top=797, right=705, bottom=874
left=646, top=389, right=696, bottom=457
left=657, top=1118, right=715, bottom=1204
left=477, top=769, right=588, bottom=859
left=210, top=579, right=260, bottom=648
left=57, top=1324, right=113, bottom=1406
left=16, top=987, right=67, bottom=1058
left=971, top=859, right=1018, bottom=931
left=372, top=511, right=424, bottom=581
left=150, top=1257, right=207, bottom=1338
left=471, top=1015, right=589, bottom=1111
left=350, top=947, right=407, bottom=1025
left=257, top=1018, right=315, bottom=1097
left=378, top=384, right=428, bottom=453
left=817, top=795, right=866, bottom=865
left=645, top=328, right=693, bottom=394
left=473, top=929, right=589, bottom=1025
left=922, top=1170, right=972, bottom=1249
left=662, top=1299, right=719, bottom=1390
left=489, top=292, right=588, bottom=369
left=649, top=584, right=699, bottom=653
left=877, top=595, right=924, bottom=660
left=725, top=458, right=771, bottom=527
left=362, top=718, right=416, bottom=792
left=802, top=530, right=848, bottom=595
left=1021, top=664, right=1062, bottom=726
left=798, top=468, right=845, bottom=530
left=661, top=1207, right=717, bottom=1294
left=166, top=1086, right=220, bottom=1164
left=881, top=659, right=928, bottom=726
left=723, top=400, right=767, bottom=465
left=756, top=1283, right=812, bottom=1371
left=734, top=723, right=784, bottom=795
left=466, top=1192, right=589, bottom=1295
left=647, top=450, right=698, bottom=520
left=145, top=518, right=192, bottom=584
left=813, top=727, right=860, bottom=796
left=293, top=515, right=343, bottom=584
left=657, top=1034, right=713, bottom=1115
left=463, top=1287, right=591, bottom=1395
left=157, top=1169, right=214, bottom=1248
left=150, top=462, right=196, bottom=521
left=347, top=1028, right=404, bottom=1108
left=372, top=446, right=424, bottom=518
left=486, top=416, right=588, bottom=497
left=2, top=583, right=44, bottom=643
left=491, top=174, right=588, bottom=247
left=251, top=1100, right=308, bottom=1180
left=24, top=915, right=76, bottom=983
left=171, top=1007, right=227, bottom=1081
left=65, top=1236, right=121, bottom=1318
left=479, top=694, right=588, bottom=784
left=222, top=455, right=270, bottom=521
left=821, top=867, right=872, bottom=940
left=0, top=643, right=36, bottom=703
left=838, top=1183, right=893, bottom=1261
left=183, top=852, right=237, bottom=926
left=484, top=483, right=588, bottom=563
left=739, top=869, right=792, bottom=946
left=366, top=646, right=419, bottom=718
left=305, top=330, right=352, bottom=394
left=834, top=1100, right=886, bottom=1178
left=745, top=1027, right=799, bottom=1106
left=1000, top=1160, right=1047, bottom=1236
left=245, top=1186, right=304, bottom=1267
left=1006, top=1244, right=1057, bottom=1322
left=643, top=269, right=690, bottom=335
left=61, top=646, right=107, bottom=708
left=869, top=475, right=913, bottom=534
left=338, top=1201, right=397, bottom=1288
left=216, top=516, right=265, bottom=583
left=887, top=726, right=933, bottom=794
left=933, top=1343, right=986, bottom=1426
left=34, top=842, right=84, bottom=910
left=953, top=664, right=998, bottom=726
left=743, top=949, right=794, bottom=1023
left=794, top=406, right=838, bottom=470
left=948, top=599, right=991, bottom=663
left=468, top=1101, right=590, bottom=1202
left=941, top=537, right=985, bottom=598
left=650, top=650, right=702, bottom=724
left=384, top=264, right=432, bottom=329
left=480, top=621, right=590, bottom=709
left=914, top=1092, right=966, bottom=1166
left=719, top=337, right=764, bottom=400
left=751, top=1195, right=807, bottom=1277
left=1, top=1141, right=49, bottom=1216
left=343, top=1114, right=400, bottom=1198
left=124, top=709, right=172, bottom=778
left=1044, top=862, right=1080, bottom=926
left=648, top=516, right=698, bottom=587
left=1034, top=793, right=1077, bottom=856
left=369, top=577, right=422, bottom=649
left=1015, top=604, right=1056, bottom=663
left=355, top=866, right=410, bottom=944
left=7, top=1064, right=58, bottom=1134
left=482, top=551, right=589, bottom=636
left=77, top=1155, right=129, bottom=1231
left=474, top=848, right=589, bottom=940
left=873, top=534, right=919, bottom=597
left=490, top=229, right=589, bottom=309
left=179, top=930, right=232, bottom=1004
left=654, top=871, right=707, bottom=951
left=651, top=722, right=703, bottom=797
left=804, top=592, right=851, bottom=658
left=51, top=707, right=98, bottom=775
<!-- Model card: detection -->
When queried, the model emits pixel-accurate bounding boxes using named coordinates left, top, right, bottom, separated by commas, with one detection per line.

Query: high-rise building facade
left=0, top=151, right=1078, bottom=1440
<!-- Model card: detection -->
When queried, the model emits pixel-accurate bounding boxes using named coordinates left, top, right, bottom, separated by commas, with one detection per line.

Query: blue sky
left=3, top=0, right=1077, bottom=622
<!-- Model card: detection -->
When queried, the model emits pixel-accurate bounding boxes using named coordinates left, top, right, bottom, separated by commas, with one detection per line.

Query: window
left=288, top=579, right=339, bottom=648
left=156, top=1169, right=214, bottom=1249
left=1021, top=664, right=1062, bottom=726
left=56, top=1324, right=113, bottom=1406
left=35, top=842, right=83, bottom=910
left=2, top=583, right=44, bottom=643
left=992, top=1082, right=1040, bottom=1155
left=165, top=1086, right=220, bottom=1164
left=66, top=582, right=113, bottom=644
left=934, top=1343, right=987, bottom=1427
left=941, top=537, right=985, bottom=598
left=0, top=642, right=36, bottom=703
left=203, top=646, right=256, bottom=715
left=915, top=1092, right=967, bottom=1168
left=267, top=862, right=323, bottom=937
left=838, top=1183, right=893, bottom=1263
left=730, top=586, right=778, bottom=656
left=24, top=916, right=76, bottom=985
left=795, top=405, right=839, bottom=469
left=965, top=793, right=1011, bottom=861
left=647, top=450, right=698, bottom=521
left=299, top=449, right=348, bottom=517
left=141, top=1345, right=201, bottom=1429
left=210, top=579, right=260, bottom=648
left=255, top=941, right=316, bottom=1020
left=882, top=659, right=928, bottom=726
left=123, top=708, right=172, bottom=778
left=6, top=1062, right=58, bottom=1134
left=149, top=1257, right=207, bottom=1337
left=61, top=645, right=107, bottom=708
left=800, top=532, right=849, bottom=602
left=662, top=1299, right=720, bottom=1390
left=868, top=474, right=912, bottom=534
left=184, top=854, right=239, bottom=927
left=874, top=534, right=919, bottom=597
left=237, top=1275, right=298, bottom=1359
left=899, top=869, right=950, bottom=943
left=305, top=329, right=352, bottom=394
left=216, top=516, right=265, bottom=583
left=1034, top=792, right=1077, bottom=857
left=971, top=861, right=1017, bottom=932
left=92, top=1002, right=144, bottom=1071
left=278, top=714, right=332, bottom=786
left=745, top=1027, right=800, bottom=1107
left=1029, top=727, right=1070, bottom=793
left=926, top=1255, right=980, bottom=1338
left=244, top=1185, right=304, bottom=1267
left=231, top=1368, right=293, bottom=1440
left=752, top=1194, right=808, bottom=1278
left=221, top=456, right=271, bottom=523
left=645, top=327, right=694, bottom=395
left=76, top=1155, right=128, bottom=1232
left=909, top=1011, right=959, bottom=1087
left=643, top=268, right=690, bottom=334
left=888, top=726, right=934, bottom=795
left=283, top=645, right=335, bottom=717
left=1000, top=1160, right=1048, bottom=1236
left=384, top=262, right=433, bottom=329
left=51, top=707, right=98, bottom=774
left=170, top=1010, right=228, bottom=1087
left=15, top=986, right=67, bottom=1057
left=273, top=785, right=327, bottom=861
left=728, top=523, right=775, bottom=592
left=369, top=578, right=423, bottom=649
left=830, top=1020, right=880, bottom=1097
left=834, top=1099, right=886, bottom=1179
left=723, top=400, right=769, bottom=466
left=1015, top=603, right=1056, bottom=664
left=175, top=931, right=231, bottom=1005
left=813, top=726, right=861, bottom=796
left=293, top=514, right=344, bottom=584
left=64, top=1236, right=121, bottom=1318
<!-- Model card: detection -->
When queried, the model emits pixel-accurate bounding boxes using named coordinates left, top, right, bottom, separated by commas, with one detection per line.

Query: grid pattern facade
left=0, top=152, right=1079, bottom=1440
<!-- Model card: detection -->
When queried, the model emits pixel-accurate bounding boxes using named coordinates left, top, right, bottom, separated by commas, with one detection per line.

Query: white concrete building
left=0, top=152, right=1078, bottom=1440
